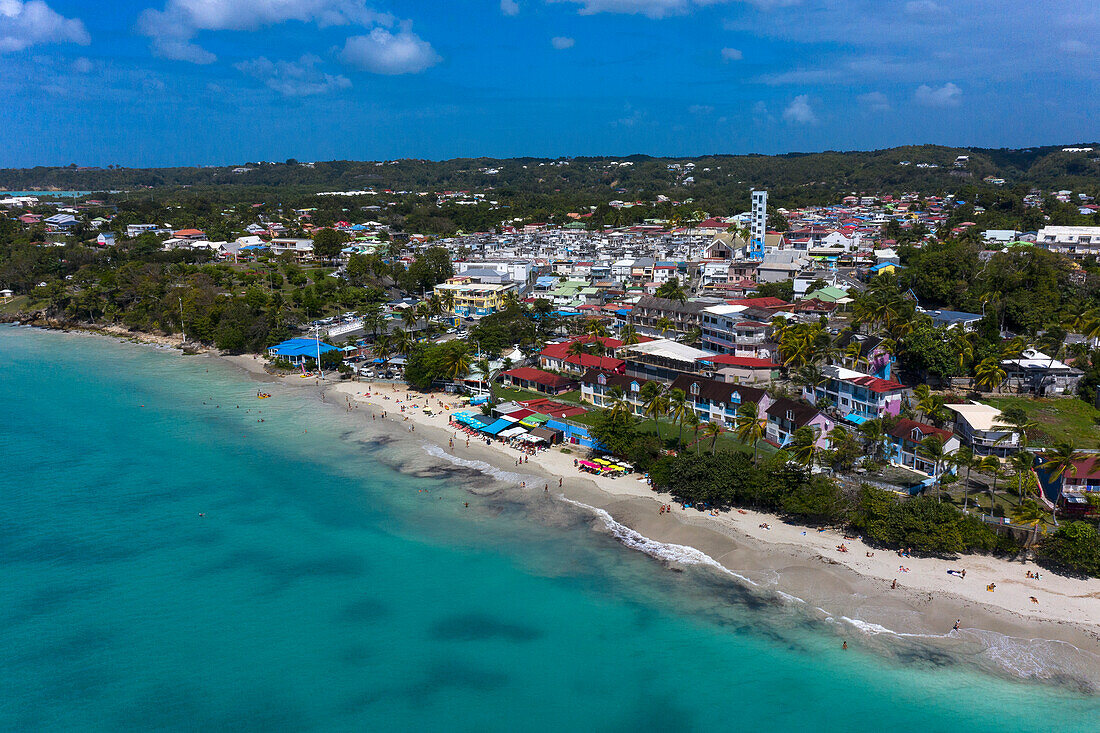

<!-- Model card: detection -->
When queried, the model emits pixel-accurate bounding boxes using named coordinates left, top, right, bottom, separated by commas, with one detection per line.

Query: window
left=630, top=381, right=639, bottom=393
left=690, top=382, right=700, bottom=396
left=911, top=428, right=922, bottom=441
left=597, top=373, right=607, bottom=386
left=730, top=391, right=741, bottom=403
left=786, top=410, right=794, bottom=421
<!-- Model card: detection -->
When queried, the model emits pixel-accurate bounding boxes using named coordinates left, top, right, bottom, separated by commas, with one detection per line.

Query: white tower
left=749, top=189, right=767, bottom=259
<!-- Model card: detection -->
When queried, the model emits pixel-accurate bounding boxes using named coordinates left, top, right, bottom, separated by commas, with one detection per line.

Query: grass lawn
left=494, top=386, right=549, bottom=404
left=985, top=396, right=1100, bottom=448
left=0, top=295, right=29, bottom=315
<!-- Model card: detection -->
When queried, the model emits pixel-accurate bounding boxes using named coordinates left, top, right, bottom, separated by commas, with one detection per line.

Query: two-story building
left=539, top=337, right=627, bottom=375
left=802, top=365, right=907, bottom=420
left=621, top=338, right=716, bottom=383
left=944, top=402, right=1019, bottom=456
left=765, top=397, right=835, bottom=449
left=668, top=375, right=772, bottom=429
left=435, top=277, right=518, bottom=318
left=887, top=419, right=960, bottom=476
left=579, top=370, right=652, bottom=416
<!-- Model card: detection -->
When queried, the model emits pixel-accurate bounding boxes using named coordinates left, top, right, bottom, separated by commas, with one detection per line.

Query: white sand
left=324, top=380, right=1100, bottom=634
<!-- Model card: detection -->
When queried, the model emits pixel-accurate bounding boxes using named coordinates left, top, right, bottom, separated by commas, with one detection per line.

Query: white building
left=1036, top=226, right=1100, bottom=258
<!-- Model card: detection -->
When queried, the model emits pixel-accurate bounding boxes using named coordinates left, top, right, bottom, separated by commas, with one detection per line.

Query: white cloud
left=720, top=47, right=742, bottom=61
left=235, top=53, right=351, bottom=96
left=71, top=56, right=92, bottom=73
left=1060, top=39, right=1088, bottom=55
left=554, top=0, right=796, bottom=16
left=914, top=81, right=961, bottom=107
left=857, top=90, right=889, bottom=111
left=904, top=0, right=943, bottom=14
left=0, top=0, right=89, bottom=53
left=551, top=36, right=575, bottom=50
left=782, top=94, right=817, bottom=124
left=137, top=0, right=395, bottom=63
left=340, top=27, right=441, bottom=74
left=688, top=104, right=713, bottom=114
left=501, top=0, right=520, bottom=15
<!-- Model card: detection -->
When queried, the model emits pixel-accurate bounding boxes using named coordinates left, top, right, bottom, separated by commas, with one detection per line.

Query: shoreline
left=7, top=325, right=1098, bottom=685
left=211, top=352, right=1100, bottom=686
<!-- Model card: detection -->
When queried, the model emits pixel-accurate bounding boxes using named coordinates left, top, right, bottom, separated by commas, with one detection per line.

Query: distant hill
left=2, top=144, right=1098, bottom=209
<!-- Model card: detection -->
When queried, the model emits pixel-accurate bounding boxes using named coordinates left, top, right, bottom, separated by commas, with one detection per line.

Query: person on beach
left=891, top=579, right=897, bottom=589
left=842, top=641, right=847, bottom=650
left=953, top=620, right=960, bottom=631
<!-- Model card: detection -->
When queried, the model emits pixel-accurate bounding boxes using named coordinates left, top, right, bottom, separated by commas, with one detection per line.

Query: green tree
left=734, top=401, right=766, bottom=466
left=1035, top=521, right=1100, bottom=577
left=312, top=227, right=344, bottom=262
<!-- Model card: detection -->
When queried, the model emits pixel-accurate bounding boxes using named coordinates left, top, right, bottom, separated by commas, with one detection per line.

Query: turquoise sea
left=2, top=325, right=1098, bottom=732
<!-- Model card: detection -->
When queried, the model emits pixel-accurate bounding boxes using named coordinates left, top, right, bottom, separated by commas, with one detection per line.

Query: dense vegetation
left=655, top=451, right=1013, bottom=556
left=5, top=144, right=1099, bottom=237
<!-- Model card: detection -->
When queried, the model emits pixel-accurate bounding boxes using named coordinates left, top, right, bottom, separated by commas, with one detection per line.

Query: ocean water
left=2, top=325, right=1098, bottom=732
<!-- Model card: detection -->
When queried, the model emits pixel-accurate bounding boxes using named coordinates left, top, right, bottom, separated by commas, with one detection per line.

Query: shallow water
left=2, top=325, right=1098, bottom=732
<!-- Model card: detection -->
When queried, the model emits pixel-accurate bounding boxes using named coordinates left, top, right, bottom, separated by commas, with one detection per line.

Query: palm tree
left=401, top=306, right=419, bottom=331
left=655, top=316, right=674, bottom=337
left=684, top=411, right=701, bottom=454
left=640, top=381, right=668, bottom=443
left=1011, top=499, right=1048, bottom=547
left=951, top=445, right=976, bottom=510
left=734, top=401, right=766, bottom=466
left=390, top=327, right=414, bottom=357
left=585, top=319, right=610, bottom=339
left=917, top=435, right=949, bottom=500
left=668, top=388, right=690, bottom=449
left=702, top=421, right=723, bottom=455
left=858, top=419, right=888, bottom=462
left=1038, top=441, right=1085, bottom=525
left=995, top=409, right=1038, bottom=450
left=444, top=344, right=471, bottom=381
left=373, top=333, right=392, bottom=369
left=974, top=357, right=1006, bottom=393
left=949, top=328, right=974, bottom=374
left=977, top=455, right=1003, bottom=515
left=567, top=340, right=590, bottom=362
left=605, top=385, right=630, bottom=416
left=438, top=289, right=456, bottom=314
left=788, top=426, right=817, bottom=467
left=1008, top=450, right=1035, bottom=506
left=655, top=277, right=687, bottom=304
left=619, top=324, right=641, bottom=346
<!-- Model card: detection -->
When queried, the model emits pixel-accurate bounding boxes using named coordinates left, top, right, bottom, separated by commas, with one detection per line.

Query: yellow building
left=434, top=277, right=517, bottom=318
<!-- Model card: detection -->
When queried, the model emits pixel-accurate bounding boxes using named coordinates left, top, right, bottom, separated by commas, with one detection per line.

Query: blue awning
left=843, top=412, right=872, bottom=425
left=480, top=418, right=513, bottom=435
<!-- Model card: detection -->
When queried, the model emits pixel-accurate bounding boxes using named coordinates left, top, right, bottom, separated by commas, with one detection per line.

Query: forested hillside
left=3, top=144, right=1099, bottom=211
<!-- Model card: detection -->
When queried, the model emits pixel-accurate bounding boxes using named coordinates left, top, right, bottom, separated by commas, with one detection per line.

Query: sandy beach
left=218, top=355, right=1100, bottom=682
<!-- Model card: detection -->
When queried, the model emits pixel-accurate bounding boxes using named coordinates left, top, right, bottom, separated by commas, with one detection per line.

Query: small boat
left=257, top=392, right=272, bottom=399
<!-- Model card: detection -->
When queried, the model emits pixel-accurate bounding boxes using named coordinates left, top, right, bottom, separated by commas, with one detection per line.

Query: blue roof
left=480, top=418, right=514, bottom=435
left=931, top=309, right=982, bottom=323
left=268, top=338, right=340, bottom=358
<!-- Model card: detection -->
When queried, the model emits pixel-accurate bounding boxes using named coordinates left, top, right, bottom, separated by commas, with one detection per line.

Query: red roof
left=888, top=418, right=953, bottom=442
left=518, top=398, right=587, bottom=418
left=503, top=368, right=576, bottom=389
left=849, top=375, right=906, bottom=394
left=705, top=355, right=779, bottom=368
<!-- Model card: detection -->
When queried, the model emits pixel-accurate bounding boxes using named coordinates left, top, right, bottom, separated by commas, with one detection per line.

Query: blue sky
left=0, top=0, right=1097, bottom=167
